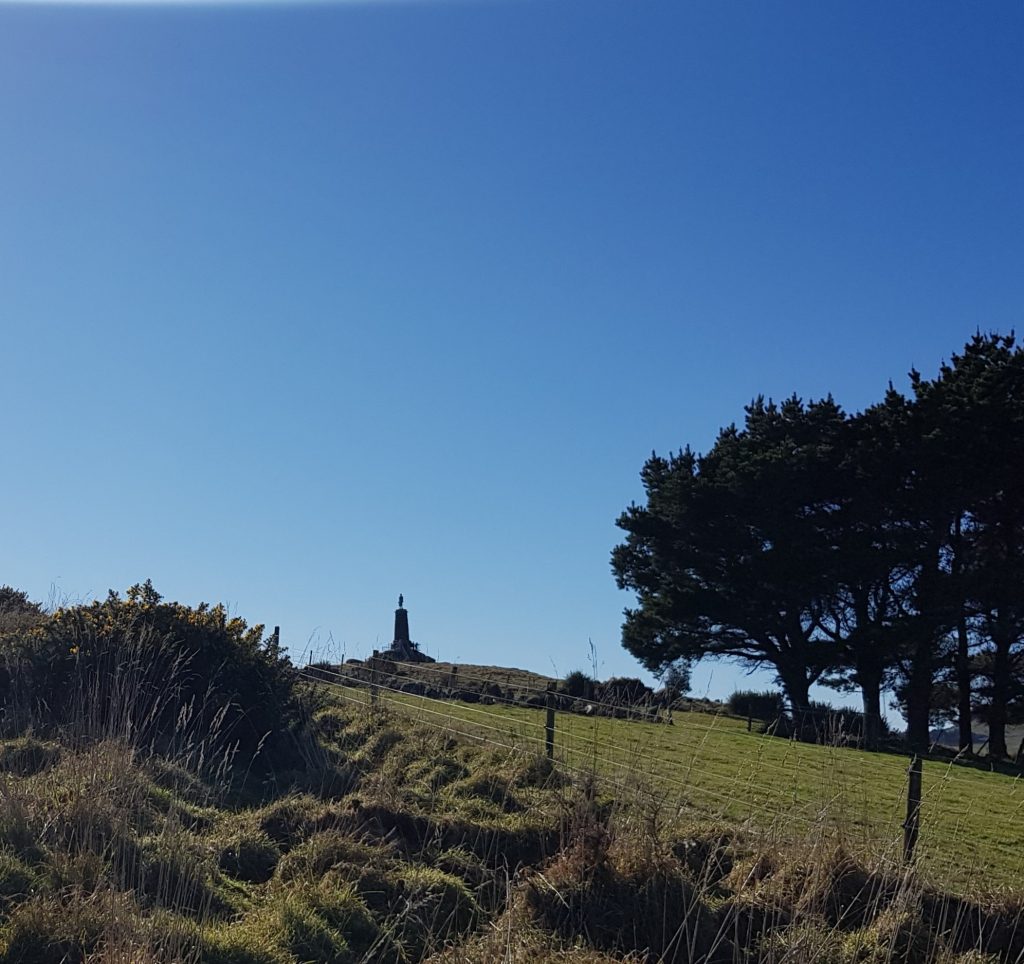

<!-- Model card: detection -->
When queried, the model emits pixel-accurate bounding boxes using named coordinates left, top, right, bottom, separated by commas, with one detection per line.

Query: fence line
left=304, top=664, right=837, bottom=789
left=297, top=664, right=1024, bottom=876
left=307, top=673, right=652, bottom=805
left=305, top=661, right=917, bottom=787
left=299, top=669, right=897, bottom=840
left=307, top=655, right=919, bottom=778
left=313, top=653, right=689, bottom=720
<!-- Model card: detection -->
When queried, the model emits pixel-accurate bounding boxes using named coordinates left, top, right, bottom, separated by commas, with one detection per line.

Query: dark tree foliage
left=599, top=676, right=653, bottom=705
left=822, top=391, right=940, bottom=750
left=561, top=669, right=596, bottom=700
left=612, top=396, right=846, bottom=717
left=910, top=334, right=1024, bottom=757
left=613, top=333, right=1024, bottom=756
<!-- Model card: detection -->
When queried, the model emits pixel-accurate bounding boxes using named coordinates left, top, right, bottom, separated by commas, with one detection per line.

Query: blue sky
left=2, top=0, right=1022, bottom=709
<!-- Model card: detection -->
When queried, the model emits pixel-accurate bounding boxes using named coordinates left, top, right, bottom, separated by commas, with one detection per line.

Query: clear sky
left=2, top=0, right=1022, bottom=709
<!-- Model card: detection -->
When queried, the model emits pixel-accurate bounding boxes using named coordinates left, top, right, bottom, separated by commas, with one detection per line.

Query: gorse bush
left=799, top=700, right=892, bottom=746
left=727, top=689, right=785, bottom=722
left=0, top=581, right=303, bottom=776
left=599, top=677, right=652, bottom=705
left=0, top=586, right=44, bottom=636
left=561, top=670, right=595, bottom=700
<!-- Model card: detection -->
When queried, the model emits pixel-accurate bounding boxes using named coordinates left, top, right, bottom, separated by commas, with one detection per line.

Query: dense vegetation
left=0, top=582, right=304, bottom=777
left=1, top=587, right=1023, bottom=961
left=613, top=333, right=1024, bottom=754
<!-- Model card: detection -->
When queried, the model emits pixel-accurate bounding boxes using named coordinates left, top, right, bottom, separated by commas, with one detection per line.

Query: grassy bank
left=313, top=676, right=1024, bottom=894
left=3, top=697, right=1024, bottom=963
left=2, top=584, right=1022, bottom=963
left=2, top=700, right=1024, bottom=962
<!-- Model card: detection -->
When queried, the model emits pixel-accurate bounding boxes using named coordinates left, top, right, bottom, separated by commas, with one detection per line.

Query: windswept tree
left=612, top=396, right=846, bottom=719
left=911, top=333, right=1024, bottom=758
left=614, top=331, right=1024, bottom=755
left=813, top=393, right=918, bottom=749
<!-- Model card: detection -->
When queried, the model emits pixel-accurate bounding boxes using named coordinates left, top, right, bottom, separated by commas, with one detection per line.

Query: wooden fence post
left=903, top=754, right=922, bottom=863
left=545, top=684, right=556, bottom=760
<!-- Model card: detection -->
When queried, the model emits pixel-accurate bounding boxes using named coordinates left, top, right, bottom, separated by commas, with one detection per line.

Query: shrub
left=561, top=670, right=595, bottom=700
left=728, top=689, right=785, bottom=722
left=0, top=586, right=44, bottom=636
left=1, top=582, right=304, bottom=777
left=599, top=677, right=652, bottom=706
left=800, top=701, right=890, bottom=745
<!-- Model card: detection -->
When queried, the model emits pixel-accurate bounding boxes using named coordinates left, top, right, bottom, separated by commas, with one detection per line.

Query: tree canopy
left=612, top=333, right=1024, bottom=753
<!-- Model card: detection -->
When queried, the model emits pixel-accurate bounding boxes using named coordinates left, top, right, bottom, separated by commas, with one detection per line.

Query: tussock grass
left=0, top=738, right=60, bottom=778
left=215, top=824, right=281, bottom=884
left=1, top=641, right=1022, bottom=963
left=348, top=683, right=1024, bottom=893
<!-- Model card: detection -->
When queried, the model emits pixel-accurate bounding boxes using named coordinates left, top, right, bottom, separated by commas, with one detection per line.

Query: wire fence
left=294, top=656, right=1024, bottom=891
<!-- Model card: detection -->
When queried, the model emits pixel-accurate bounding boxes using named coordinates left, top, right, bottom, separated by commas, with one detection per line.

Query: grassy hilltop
left=1, top=587, right=1023, bottom=963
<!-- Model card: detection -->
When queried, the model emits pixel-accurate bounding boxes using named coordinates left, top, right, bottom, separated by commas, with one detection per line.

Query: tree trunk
left=859, top=669, right=882, bottom=751
left=988, top=624, right=1011, bottom=760
left=779, top=668, right=812, bottom=741
left=956, top=611, right=973, bottom=754
left=906, top=640, right=933, bottom=755
left=905, top=538, right=944, bottom=755
left=952, top=517, right=974, bottom=754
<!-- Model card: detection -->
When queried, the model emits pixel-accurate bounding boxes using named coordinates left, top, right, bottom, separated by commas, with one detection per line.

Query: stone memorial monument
left=375, top=594, right=435, bottom=663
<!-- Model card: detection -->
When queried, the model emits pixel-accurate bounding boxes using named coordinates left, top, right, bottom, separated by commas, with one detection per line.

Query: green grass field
left=319, top=677, right=1024, bottom=895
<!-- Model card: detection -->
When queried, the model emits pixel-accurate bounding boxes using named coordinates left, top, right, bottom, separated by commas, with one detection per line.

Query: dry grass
left=1, top=658, right=1022, bottom=963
